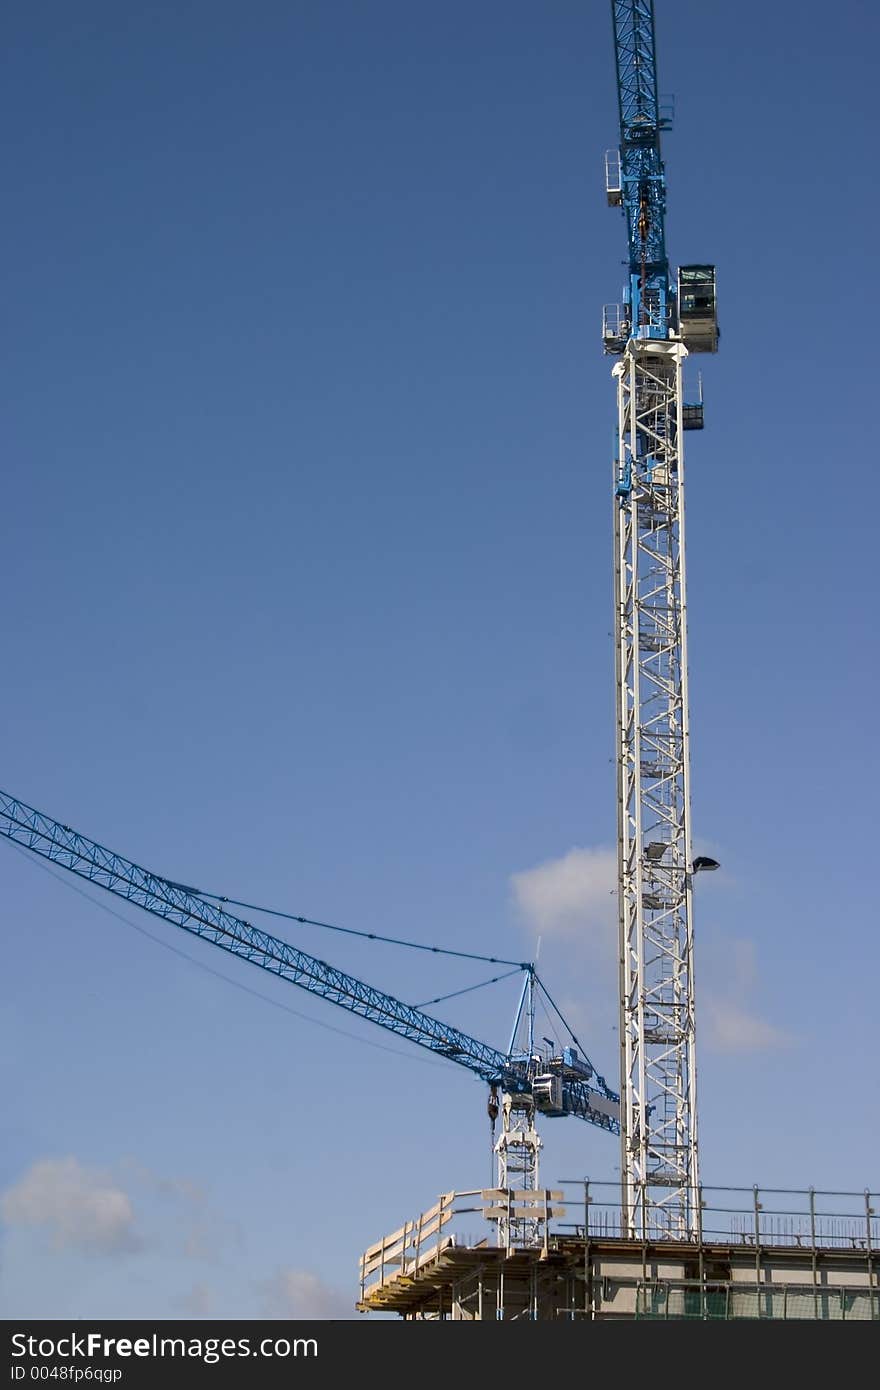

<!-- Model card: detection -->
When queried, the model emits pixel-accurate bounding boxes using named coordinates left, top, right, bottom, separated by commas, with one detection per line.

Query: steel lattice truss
left=611, top=0, right=667, bottom=274
left=613, top=338, right=699, bottom=1238
left=0, top=788, right=620, bottom=1133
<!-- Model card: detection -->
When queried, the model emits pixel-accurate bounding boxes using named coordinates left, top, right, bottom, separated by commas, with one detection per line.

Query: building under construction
left=358, top=1182, right=879, bottom=1320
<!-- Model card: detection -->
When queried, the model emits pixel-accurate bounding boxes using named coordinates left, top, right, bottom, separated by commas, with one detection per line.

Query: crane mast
left=604, top=1, right=718, bottom=1239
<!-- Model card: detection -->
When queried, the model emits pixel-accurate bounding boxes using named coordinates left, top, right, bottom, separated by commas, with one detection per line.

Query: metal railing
left=603, top=303, right=630, bottom=350
left=360, top=1180, right=878, bottom=1304
left=605, top=149, right=622, bottom=205
left=556, top=1179, right=878, bottom=1251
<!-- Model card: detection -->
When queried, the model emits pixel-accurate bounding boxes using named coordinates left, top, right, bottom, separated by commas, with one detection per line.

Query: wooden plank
left=361, top=1228, right=411, bottom=1278
left=418, top=1191, right=456, bottom=1224
left=361, top=1220, right=410, bottom=1261
left=362, top=1194, right=455, bottom=1263
left=481, top=1189, right=563, bottom=1202
left=412, top=1240, right=441, bottom=1269
left=361, top=1242, right=403, bottom=1272
left=483, top=1205, right=566, bottom=1220
left=361, top=1250, right=405, bottom=1275
left=409, top=1234, right=455, bottom=1273
left=362, top=1212, right=454, bottom=1279
left=415, top=1209, right=453, bottom=1243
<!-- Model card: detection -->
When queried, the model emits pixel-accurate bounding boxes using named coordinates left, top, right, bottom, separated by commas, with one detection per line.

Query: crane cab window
left=678, top=265, right=718, bottom=352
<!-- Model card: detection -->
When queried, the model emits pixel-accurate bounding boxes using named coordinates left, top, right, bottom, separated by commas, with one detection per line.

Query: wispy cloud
left=510, top=845, right=791, bottom=1057
left=2, top=1155, right=244, bottom=1266
left=259, top=1268, right=351, bottom=1320
left=702, top=997, right=793, bottom=1054
left=509, top=845, right=619, bottom=1050
left=122, top=1159, right=242, bottom=1262
left=511, top=846, right=617, bottom=955
left=1, top=1157, right=142, bottom=1256
left=700, top=935, right=795, bottom=1054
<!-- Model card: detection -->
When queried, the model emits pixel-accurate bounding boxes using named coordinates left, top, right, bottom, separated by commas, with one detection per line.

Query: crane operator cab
left=532, top=1073, right=565, bottom=1116
left=677, top=265, right=718, bottom=352
left=532, top=1046, right=597, bottom=1118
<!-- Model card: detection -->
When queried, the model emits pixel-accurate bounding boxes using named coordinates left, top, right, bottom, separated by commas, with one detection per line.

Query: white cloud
left=703, top=996, right=793, bottom=1054
left=260, top=1269, right=351, bottom=1320
left=511, top=846, right=790, bottom=1058
left=509, top=846, right=619, bottom=1054
left=1, top=1157, right=142, bottom=1255
left=122, top=1159, right=241, bottom=1262
left=724, top=937, right=758, bottom=992
left=511, top=846, right=617, bottom=954
left=699, top=934, right=795, bottom=1055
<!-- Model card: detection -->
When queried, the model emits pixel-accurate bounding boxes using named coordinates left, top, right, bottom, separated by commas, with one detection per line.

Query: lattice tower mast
left=603, top=1, right=718, bottom=1239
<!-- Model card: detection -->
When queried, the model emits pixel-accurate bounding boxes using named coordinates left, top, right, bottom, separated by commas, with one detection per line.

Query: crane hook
left=638, top=195, right=650, bottom=244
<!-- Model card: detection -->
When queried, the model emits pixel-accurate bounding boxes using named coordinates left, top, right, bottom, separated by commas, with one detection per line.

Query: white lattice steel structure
left=493, top=1094, right=543, bottom=1248
left=613, top=336, right=699, bottom=1239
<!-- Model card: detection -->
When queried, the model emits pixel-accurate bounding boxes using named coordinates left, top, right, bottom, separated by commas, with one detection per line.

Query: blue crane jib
left=605, top=1, right=718, bottom=355
left=0, top=788, right=620, bottom=1134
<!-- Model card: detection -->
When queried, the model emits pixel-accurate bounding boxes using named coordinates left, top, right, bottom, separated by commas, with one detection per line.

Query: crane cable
left=4, top=823, right=597, bottom=1088
left=410, top=966, right=524, bottom=1010
left=191, top=888, right=529, bottom=969
left=5, top=839, right=459, bottom=1071
left=534, top=976, right=612, bottom=1093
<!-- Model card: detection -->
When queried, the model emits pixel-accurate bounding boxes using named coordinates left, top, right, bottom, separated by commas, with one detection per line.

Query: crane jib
left=0, top=788, right=619, bottom=1132
left=611, top=0, right=670, bottom=336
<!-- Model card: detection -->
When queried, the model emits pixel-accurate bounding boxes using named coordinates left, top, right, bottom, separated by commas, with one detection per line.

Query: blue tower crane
left=604, top=2, right=719, bottom=1241
left=0, top=787, right=619, bottom=1232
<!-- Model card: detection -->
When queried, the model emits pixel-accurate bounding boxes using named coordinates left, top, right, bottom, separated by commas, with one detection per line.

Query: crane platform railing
left=358, top=1187, right=571, bottom=1301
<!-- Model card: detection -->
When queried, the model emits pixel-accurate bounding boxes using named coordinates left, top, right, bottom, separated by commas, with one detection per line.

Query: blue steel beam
left=0, top=789, right=619, bottom=1131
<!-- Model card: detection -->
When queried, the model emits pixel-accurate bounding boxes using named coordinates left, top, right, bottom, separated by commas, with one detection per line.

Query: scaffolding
left=358, top=1180, right=879, bottom=1320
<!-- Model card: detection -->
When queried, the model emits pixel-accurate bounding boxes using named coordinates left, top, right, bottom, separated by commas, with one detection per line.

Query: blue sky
left=1, top=0, right=877, bottom=1318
